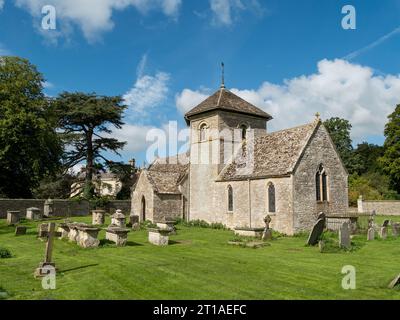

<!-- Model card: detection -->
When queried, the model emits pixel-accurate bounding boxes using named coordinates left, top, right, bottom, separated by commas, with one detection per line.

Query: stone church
left=131, top=82, right=348, bottom=235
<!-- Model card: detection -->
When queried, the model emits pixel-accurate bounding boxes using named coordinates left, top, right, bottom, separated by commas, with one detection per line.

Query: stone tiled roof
left=184, top=88, right=272, bottom=122
left=146, top=155, right=189, bottom=194
left=218, top=121, right=320, bottom=181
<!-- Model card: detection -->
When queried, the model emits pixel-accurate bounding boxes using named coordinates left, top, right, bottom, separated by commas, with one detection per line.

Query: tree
left=0, top=57, right=62, bottom=198
left=353, top=142, right=384, bottom=175
left=109, top=161, right=138, bottom=200
left=380, top=104, right=400, bottom=193
left=55, top=92, right=127, bottom=199
left=33, top=173, right=76, bottom=199
left=323, top=117, right=361, bottom=174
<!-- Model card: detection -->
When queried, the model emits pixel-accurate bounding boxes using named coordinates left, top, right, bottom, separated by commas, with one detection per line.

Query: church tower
left=184, top=65, right=272, bottom=222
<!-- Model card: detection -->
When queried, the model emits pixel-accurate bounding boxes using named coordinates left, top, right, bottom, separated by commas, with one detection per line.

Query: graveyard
left=1, top=214, right=400, bottom=300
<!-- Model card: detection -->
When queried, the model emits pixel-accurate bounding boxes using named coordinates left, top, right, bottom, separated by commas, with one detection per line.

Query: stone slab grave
left=262, top=215, right=272, bottom=241
left=38, top=223, right=49, bottom=241
left=34, top=222, right=61, bottom=278
left=92, top=210, right=106, bottom=226
left=105, top=227, right=130, bottom=246
left=76, top=225, right=101, bottom=248
left=15, top=226, right=27, bottom=236
left=129, top=215, right=140, bottom=231
left=339, top=222, right=351, bottom=249
left=234, top=228, right=264, bottom=238
left=57, top=223, right=70, bottom=240
left=26, top=207, right=42, bottom=221
left=111, top=210, right=126, bottom=228
left=307, top=212, right=326, bottom=246
left=7, top=211, right=20, bottom=226
left=148, top=228, right=170, bottom=246
left=156, top=216, right=177, bottom=235
left=67, top=223, right=87, bottom=243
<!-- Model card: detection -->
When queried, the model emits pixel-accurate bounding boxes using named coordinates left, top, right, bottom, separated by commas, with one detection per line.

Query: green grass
left=1, top=216, right=400, bottom=300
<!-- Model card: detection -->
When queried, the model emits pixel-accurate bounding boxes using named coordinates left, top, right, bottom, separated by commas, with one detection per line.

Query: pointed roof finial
left=315, top=112, right=321, bottom=122
left=221, top=62, right=225, bottom=89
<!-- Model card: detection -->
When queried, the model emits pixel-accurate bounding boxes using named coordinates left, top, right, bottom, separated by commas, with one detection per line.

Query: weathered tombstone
left=92, top=210, right=106, bottom=226
left=15, top=226, right=27, bottom=236
left=262, top=215, right=272, bottom=241
left=148, top=228, right=170, bottom=246
left=67, top=223, right=84, bottom=242
left=57, top=223, right=70, bottom=240
left=38, top=223, right=49, bottom=240
left=318, top=240, right=325, bottom=253
left=7, top=211, right=20, bottom=226
left=306, top=212, right=326, bottom=246
left=379, top=227, right=388, bottom=240
left=111, top=210, right=126, bottom=228
left=339, top=222, right=351, bottom=249
left=34, top=222, right=61, bottom=278
left=392, top=223, right=400, bottom=237
left=43, top=199, right=54, bottom=218
left=130, top=215, right=140, bottom=231
left=156, top=216, right=177, bottom=235
left=367, top=228, right=375, bottom=241
left=76, top=226, right=101, bottom=248
left=26, top=207, right=42, bottom=221
left=388, top=274, right=400, bottom=289
left=105, top=227, right=130, bottom=246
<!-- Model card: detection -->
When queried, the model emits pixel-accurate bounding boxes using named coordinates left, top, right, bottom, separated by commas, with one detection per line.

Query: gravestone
left=92, top=210, right=106, bottom=226
left=262, top=215, right=272, bottom=241
left=307, top=212, right=326, bottom=246
left=26, top=207, right=42, bottom=221
left=156, top=216, right=177, bottom=235
left=388, top=274, right=400, bottom=289
left=367, top=228, right=375, bottom=241
left=382, top=220, right=390, bottom=228
left=379, top=227, right=388, bottom=240
left=148, top=228, right=170, bottom=246
left=392, top=223, right=400, bottom=237
left=7, top=211, right=20, bottom=226
left=106, top=227, right=130, bottom=246
left=111, top=210, right=126, bottom=228
left=43, top=199, right=54, bottom=218
left=15, top=226, right=27, bottom=236
left=34, top=222, right=61, bottom=278
left=130, top=215, right=140, bottom=231
left=77, top=226, right=101, bottom=248
left=57, top=223, right=70, bottom=239
left=339, top=222, right=351, bottom=249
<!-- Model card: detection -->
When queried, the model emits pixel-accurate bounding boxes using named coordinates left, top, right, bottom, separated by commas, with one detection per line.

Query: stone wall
left=358, top=198, right=400, bottom=216
left=0, top=198, right=131, bottom=219
left=292, top=124, right=348, bottom=234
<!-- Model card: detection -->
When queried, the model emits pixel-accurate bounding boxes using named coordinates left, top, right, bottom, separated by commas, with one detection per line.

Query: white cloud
left=14, top=0, right=182, bottom=42
left=209, top=0, right=261, bottom=26
left=0, top=0, right=4, bottom=10
left=176, top=59, right=400, bottom=142
left=113, top=123, right=158, bottom=153
left=123, top=71, right=170, bottom=116
left=175, top=88, right=210, bottom=114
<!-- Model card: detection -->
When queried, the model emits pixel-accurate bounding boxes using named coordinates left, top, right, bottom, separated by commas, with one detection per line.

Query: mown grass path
left=1, top=216, right=400, bottom=300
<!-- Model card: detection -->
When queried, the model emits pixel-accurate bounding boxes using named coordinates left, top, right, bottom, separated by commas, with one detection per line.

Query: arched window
left=227, top=185, right=233, bottom=212
left=268, top=183, right=276, bottom=213
left=316, top=165, right=328, bottom=202
left=240, top=125, right=248, bottom=141
left=199, top=123, right=207, bottom=142
left=141, top=196, right=146, bottom=221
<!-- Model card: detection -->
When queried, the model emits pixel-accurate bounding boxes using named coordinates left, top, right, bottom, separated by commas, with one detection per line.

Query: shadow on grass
left=59, top=264, right=99, bottom=274
left=99, top=239, right=143, bottom=247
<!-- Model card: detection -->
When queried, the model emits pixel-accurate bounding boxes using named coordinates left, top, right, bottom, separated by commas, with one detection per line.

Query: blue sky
left=1, top=0, right=400, bottom=168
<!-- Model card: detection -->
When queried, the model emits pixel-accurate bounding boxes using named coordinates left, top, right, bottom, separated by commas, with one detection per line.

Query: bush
left=0, top=247, right=12, bottom=259
left=178, top=219, right=227, bottom=230
left=140, top=220, right=157, bottom=229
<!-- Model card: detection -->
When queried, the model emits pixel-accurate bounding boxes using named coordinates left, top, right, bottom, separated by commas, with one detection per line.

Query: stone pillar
left=44, top=199, right=54, bottom=217
left=7, top=211, right=20, bottom=225
left=111, top=210, right=126, bottom=228
left=357, top=195, right=363, bottom=213
left=26, top=207, right=42, bottom=221
left=92, top=210, right=106, bottom=226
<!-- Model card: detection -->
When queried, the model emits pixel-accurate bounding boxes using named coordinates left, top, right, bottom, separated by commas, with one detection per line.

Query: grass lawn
left=0, top=215, right=400, bottom=300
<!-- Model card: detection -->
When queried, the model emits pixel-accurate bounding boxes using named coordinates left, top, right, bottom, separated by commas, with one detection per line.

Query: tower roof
left=184, top=87, right=272, bottom=123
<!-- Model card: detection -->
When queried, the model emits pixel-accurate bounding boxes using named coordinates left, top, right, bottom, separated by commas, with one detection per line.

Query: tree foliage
left=0, top=57, right=62, bottom=198
left=55, top=92, right=127, bottom=199
left=380, top=104, right=400, bottom=193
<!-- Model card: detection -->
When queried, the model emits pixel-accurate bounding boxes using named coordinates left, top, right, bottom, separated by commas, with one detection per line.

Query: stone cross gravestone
left=262, top=215, right=272, bottom=241
left=307, top=212, right=326, bottom=246
left=339, top=222, right=351, bottom=249
left=34, top=222, right=61, bottom=277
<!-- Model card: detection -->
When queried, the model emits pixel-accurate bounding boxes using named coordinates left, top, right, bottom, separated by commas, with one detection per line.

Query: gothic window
left=268, top=183, right=276, bottom=213
left=228, top=185, right=233, bottom=212
left=316, top=165, right=328, bottom=202
left=199, top=123, right=207, bottom=142
left=240, top=124, right=248, bottom=141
